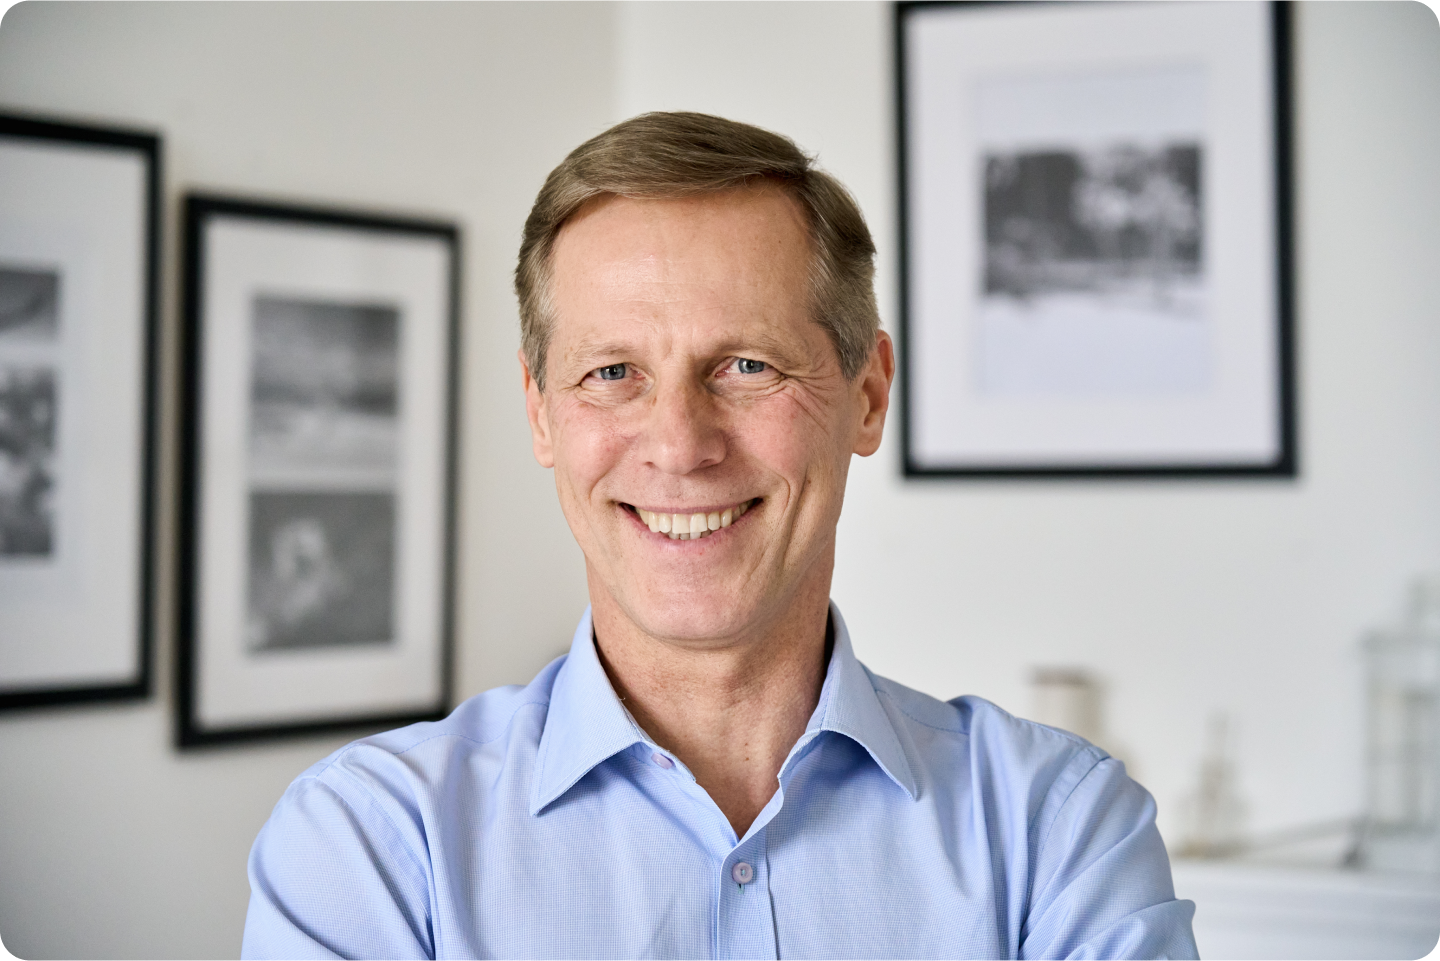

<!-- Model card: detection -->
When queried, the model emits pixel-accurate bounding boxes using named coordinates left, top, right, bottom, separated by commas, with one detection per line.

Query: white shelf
left=1172, top=860, right=1440, bottom=960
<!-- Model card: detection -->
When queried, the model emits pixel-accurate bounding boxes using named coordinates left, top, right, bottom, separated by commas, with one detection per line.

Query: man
left=243, top=112, right=1197, bottom=960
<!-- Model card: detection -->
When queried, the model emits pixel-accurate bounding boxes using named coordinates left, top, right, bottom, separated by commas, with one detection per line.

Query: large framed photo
left=0, top=113, right=160, bottom=709
left=179, top=195, right=458, bottom=746
left=896, top=1, right=1294, bottom=477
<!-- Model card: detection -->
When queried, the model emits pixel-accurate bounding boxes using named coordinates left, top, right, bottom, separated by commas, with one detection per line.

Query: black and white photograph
left=245, top=296, right=401, bottom=653
left=249, top=296, right=399, bottom=482
left=0, top=113, right=158, bottom=710
left=247, top=491, right=395, bottom=652
left=974, top=64, right=1209, bottom=400
left=179, top=194, right=457, bottom=746
left=0, top=266, right=63, bottom=558
left=0, top=265, right=60, bottom=341
left=0, top=365, right=58, bottom=558
left=897, top=1, right=1293, bottom=476
left=980, top=136, right=1207, bottom=396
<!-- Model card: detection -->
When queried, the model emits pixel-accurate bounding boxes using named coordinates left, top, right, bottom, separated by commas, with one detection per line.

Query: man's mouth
left=623, top=499, right=758, bottom=540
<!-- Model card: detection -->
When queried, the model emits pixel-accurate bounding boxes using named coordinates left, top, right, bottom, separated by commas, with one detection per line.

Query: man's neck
left=589, top=586, right=832, bottom=839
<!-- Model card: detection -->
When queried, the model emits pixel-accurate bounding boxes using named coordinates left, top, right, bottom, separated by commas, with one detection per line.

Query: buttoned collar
left=529, top=603, right=917, bottom=816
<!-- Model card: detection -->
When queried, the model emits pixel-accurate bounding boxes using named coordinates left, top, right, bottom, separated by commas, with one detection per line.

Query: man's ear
left=852, top=330, right=895, bottom=458
left=520, top=349, right=555, bottom=468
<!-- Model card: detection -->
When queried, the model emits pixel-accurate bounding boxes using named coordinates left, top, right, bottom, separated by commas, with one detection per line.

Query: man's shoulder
left=294, top=656, right=566, bottom=795
left=866, top=669, right=1110, bottom=783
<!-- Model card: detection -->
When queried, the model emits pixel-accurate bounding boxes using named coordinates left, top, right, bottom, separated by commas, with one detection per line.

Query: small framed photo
left=179, top=194, right=459, bottom=747
left=0, top=113, right=160, bottom=710
left=896, top=1, right=1295, bottom=477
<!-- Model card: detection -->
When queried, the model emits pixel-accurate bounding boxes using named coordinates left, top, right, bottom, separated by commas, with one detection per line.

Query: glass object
left=1358, top=577, right=1440, bottom=873
left=1176, top=712, right=1248, bottom=858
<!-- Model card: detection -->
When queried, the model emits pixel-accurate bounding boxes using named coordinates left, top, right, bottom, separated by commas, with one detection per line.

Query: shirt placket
left=716, top=826, right=776, bottom=960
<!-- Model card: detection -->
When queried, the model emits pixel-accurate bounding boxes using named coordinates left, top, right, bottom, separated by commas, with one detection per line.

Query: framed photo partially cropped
left=896, top=1, right=1295, bottom=477
left=0, top=113, right=160, bottom=710
left=179, top=194, right=458, bottom=746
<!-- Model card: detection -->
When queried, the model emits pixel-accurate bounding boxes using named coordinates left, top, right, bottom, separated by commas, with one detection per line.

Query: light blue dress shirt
left=243, top=605, right=1197, bottom=959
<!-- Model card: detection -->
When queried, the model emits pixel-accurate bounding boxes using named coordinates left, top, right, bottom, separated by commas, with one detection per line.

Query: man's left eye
left=595, top=364, right=627, bottom=381
left=735, top=358, right=767, bottom=375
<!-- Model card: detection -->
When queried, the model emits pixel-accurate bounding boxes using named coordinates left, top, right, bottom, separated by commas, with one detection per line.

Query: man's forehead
left=549, top=190, right=814, bottom=327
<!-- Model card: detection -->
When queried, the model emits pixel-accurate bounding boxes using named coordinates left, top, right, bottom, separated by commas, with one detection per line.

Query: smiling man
left=243, top=113, right=1197, bottom=960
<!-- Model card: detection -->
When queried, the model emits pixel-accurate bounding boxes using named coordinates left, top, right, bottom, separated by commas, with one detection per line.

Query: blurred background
left=0, top=1, right=1437, bottom=957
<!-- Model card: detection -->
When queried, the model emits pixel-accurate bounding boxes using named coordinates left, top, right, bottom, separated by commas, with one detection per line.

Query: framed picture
left=179, top=194, right=459, bottom=747
left=0, top=113, right=160, bottom=710
left=896, top=1, right=1295, bottom=477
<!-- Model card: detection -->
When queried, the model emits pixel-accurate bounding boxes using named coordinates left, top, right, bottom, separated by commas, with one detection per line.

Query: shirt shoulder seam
left=306, top=769, right=431, bottom=879
left=302, top=697, right=551, bottom=778
left=301, top=774, right=435, bottom=954
left=1035, top=750, right=1109, bottom=854
left=1023, top=750, right=1113, bottom=940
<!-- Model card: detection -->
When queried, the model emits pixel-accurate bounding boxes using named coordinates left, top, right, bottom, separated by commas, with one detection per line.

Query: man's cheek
left=555, top=412, right=629, bottom=481
left=748, top=407, right=832, bottom=474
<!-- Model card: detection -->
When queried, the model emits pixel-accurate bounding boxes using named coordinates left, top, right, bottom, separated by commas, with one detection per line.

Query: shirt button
left=731, top=861, right=754, bottom=885
left=650, top=751, right=673, bottom=769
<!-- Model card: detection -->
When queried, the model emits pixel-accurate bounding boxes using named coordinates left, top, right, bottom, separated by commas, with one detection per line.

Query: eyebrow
left=562, top=330, right=814, bottom=372
left=562, top=341, right=638, bottom=370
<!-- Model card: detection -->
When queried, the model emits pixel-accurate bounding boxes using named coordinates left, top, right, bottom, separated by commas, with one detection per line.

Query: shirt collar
left=529, top=602, right=917, bottom=816
left=529, top=607, right=651, bottom=816
left=802, top=603, right=917, bottom=800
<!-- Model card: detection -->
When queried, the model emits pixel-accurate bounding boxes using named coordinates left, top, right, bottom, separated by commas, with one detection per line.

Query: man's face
left=522, top=185, right=893, bottom=646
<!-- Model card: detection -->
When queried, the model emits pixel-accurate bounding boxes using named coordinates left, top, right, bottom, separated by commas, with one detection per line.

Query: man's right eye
left=596, top=363, right=627, bottom=381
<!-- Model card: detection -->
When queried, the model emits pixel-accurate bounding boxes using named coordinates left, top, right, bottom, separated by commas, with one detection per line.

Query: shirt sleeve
left=1019, top=756, right=1199, bottom=960
left=241, top=771, right=435, bottom=961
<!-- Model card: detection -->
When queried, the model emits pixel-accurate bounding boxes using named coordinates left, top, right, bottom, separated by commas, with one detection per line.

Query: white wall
left=618, top=0, right=1440, bottom=844
left=1, top=2, right=1437, bottom=958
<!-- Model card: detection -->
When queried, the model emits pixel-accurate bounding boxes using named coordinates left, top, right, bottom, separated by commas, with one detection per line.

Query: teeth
left=634, top=500, right=753, bottom=540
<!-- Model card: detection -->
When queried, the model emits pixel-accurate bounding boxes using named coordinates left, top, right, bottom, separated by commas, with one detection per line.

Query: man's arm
left=1020, top=756, right=1198, bottom=960
left=242, top=772, right=433, bottom=960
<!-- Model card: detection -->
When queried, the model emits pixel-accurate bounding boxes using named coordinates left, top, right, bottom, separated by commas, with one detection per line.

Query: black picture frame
left=0, top=112, right=161, bottom=710
left=178, top=193, right=459, bottom=747
left=892, top=0, right=1301, bottom=481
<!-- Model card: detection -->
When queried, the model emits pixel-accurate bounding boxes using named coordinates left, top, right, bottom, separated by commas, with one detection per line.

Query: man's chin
left=604, top=588, right=774, bottom=649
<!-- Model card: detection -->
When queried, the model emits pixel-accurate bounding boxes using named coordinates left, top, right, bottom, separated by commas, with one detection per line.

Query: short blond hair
left=514, top=111, right=879, bottom=390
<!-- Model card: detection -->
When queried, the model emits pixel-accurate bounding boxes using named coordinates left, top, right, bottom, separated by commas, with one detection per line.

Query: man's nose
left=641, top=377, right=726, bottom=475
